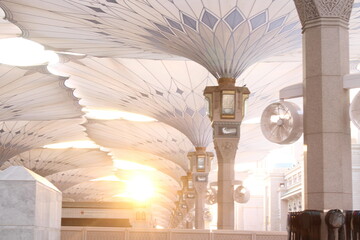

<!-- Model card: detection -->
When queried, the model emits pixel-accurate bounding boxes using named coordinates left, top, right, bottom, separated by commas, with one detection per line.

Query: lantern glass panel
left=205, top=93, right=212, bottom=119
left=188, top=179, right=194, bottom=190
left=221, top=90, right=235, bottom=119
left=196, top=155, right=205, bottom=172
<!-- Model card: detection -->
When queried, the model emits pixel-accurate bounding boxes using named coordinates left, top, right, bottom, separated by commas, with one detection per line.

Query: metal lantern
left=196, top=155, right=206, bottom=172
left=204, top=78, right=250, bottom=123
left=204, top=78, right=250, bottom=140
left=221, top=90, right=236, bottom=119
left=188, top=148, right=213, bottom=173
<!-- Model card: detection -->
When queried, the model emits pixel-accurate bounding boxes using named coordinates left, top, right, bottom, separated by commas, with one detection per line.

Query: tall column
left=294, top=0, right=354, bottom=210
left=214, top=138, right=238, bottom=229
left=204, top=78, right=249, bottom=229
left=187, top=147, right=213, bottom=229
left=193, top=179, right=207, bottom=229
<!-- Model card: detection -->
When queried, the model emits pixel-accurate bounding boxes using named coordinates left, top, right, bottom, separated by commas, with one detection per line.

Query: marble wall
left=0, top=166, right=62, bottom=240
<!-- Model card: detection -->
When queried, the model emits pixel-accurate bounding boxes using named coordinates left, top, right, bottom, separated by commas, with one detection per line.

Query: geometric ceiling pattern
left=51, top=57, right=216, bottom=147
left=0, top=64, right=82, bottom=121
left=1, top=0, right=360, bottom=226
left=0, top=0, right=302, bottom=78
left=1, top=148, right=112, bottom=176
left=110, top=149, right=186, bottom=183
left=0, top=119, right=86, bottom=166
left=62, top=180, right=127, bottom=202
left=85, top=119, right=194, bottom=171
left=46, top=166, right=115, bottom=192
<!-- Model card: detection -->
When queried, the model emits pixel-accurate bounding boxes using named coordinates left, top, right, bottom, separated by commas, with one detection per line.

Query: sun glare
left=91, top=175, right=127, bottom=182
left=43, top=140, right=99, bottom=149
left=83, top=108, right=156, bottom=122
left=0, top=37, right=59, bottom=66
left=115, top=175, right=155, bottom=202
left=113, top=160, right=155, bottom=171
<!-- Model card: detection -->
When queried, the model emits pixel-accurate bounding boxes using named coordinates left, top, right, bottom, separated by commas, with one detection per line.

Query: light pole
left=187, top=147, right=214, bottom=229
left=204, top=77, right=250, bottom=229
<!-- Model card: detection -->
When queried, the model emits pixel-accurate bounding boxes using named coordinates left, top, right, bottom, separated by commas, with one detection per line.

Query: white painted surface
left=0, top=166, right=62, bottom=240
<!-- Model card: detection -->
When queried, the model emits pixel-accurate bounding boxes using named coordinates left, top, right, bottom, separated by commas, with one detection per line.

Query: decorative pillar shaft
left=204, top=78, right=249, bottom=230
left=193, top=181, right=207, bottom=229
left=294, top=0, right=354, bottom=211
left=186, top=220, right=194, bottom=229
left=214, top=138, right=238, bottom=229
left=188, top=147, right=213, bottom=229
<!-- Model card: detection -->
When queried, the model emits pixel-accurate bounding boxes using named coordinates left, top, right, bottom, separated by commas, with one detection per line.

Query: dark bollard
left=325, top=209, right=345, bottom=240
left=294, top=212, right=301, bottom=240
left=353, top=211, right=360, bottom=240
left=309, top=210, right=321, bottom=240
left=287, top=210, right=321, bottom=240
left=287, top=209, right=360, bottom=240
left=345, top=211, right=352, bottom=240
left=299, top=211, right=312, bottom=240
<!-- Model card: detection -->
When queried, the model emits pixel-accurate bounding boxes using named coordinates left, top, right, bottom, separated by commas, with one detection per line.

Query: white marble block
left=0, top=166, right=62, bottom=240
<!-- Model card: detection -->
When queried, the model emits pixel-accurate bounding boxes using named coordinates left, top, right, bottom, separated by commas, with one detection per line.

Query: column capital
left=213, top=138, right=239, bottom=164
left=192, top=177, right=208, bottom=195
left=294, top=0, right=354, bottom=27
left=187, top=149, right=213, bottom=174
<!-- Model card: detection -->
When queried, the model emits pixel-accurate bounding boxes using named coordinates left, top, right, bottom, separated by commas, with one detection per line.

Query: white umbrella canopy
left=63, top=181, right=127, bottom=202
left=0, top=0, right=301, bottom=78
left=50, top=57, right=215, bottom=148
left=0, top=7, right=21, bottom=39
left=0, top=64, right=82, bottom=121
left=0, top=119, right=86, bottom=166
left=1, top=148, right=112, bottom=176
left=110, top=149, right=186, bottom=183
left=46, top=166, right=115, bottom=191
left=0, top=0, right=313, bottom=225
left=85, top=119, right=194, bottom=171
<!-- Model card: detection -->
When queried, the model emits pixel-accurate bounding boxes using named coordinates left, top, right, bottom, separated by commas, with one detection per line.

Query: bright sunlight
left=0, top=37, right=58, bottom=66
left=115, top=174, right=155, bottom=202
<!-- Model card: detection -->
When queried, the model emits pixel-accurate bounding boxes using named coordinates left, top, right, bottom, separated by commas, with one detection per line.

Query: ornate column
left=204, top=78, right=250, bottom=229
left=180, top=174, right=195, bottom=229
left=187, top=147, right=213, bottom=229
left=294, top=0, right=354, bottom=211
left=286, top=2, right=354, bottom=240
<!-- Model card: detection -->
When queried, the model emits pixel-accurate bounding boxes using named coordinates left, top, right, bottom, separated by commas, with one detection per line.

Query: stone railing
left=61, top=227, right=287, bottom=240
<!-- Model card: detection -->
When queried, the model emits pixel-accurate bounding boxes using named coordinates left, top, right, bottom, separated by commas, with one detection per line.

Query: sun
left=115, top=174, right=155, bottom=202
